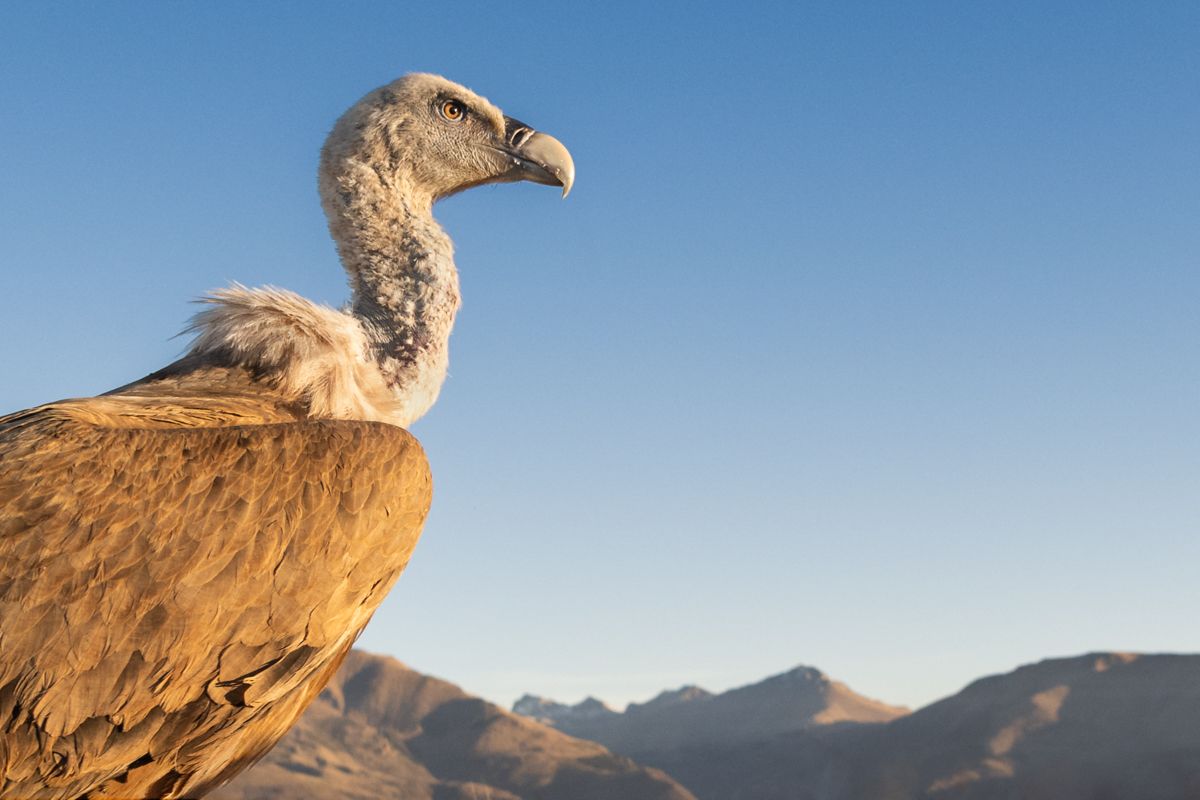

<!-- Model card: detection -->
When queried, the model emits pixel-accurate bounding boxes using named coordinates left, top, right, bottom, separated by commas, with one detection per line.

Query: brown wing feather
left=0, top=397, right=431, bottom=799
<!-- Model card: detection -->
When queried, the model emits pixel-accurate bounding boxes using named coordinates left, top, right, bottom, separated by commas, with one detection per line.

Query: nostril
left=503, top=115, right=536, bottom=148
left=509, top=127, right=534, bottom=148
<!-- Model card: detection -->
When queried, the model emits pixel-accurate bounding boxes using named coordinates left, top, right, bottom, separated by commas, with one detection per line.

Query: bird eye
left=439, top=100, right=466, bottom=122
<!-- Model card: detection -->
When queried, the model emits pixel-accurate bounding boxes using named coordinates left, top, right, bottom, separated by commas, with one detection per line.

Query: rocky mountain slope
left=212, top=650, right=694, bottom=800
left=833, top=652, right=1200, bottom=800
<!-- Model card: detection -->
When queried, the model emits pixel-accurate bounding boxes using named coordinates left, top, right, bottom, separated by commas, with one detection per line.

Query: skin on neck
left=319, top=116, right=462, bottom=422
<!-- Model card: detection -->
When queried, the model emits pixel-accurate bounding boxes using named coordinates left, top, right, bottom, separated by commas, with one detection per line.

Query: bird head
left=320, top=73, right=574, bottom=207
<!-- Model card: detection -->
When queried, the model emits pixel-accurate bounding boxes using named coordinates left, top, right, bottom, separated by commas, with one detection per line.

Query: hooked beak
left=495, top=116, right=575, bottom=198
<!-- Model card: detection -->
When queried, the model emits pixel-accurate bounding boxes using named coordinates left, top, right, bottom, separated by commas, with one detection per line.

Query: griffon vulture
left=0, top=73, right=573, bottom=799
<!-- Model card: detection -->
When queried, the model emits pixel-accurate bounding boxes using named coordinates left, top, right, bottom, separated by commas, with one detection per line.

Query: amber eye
left=439, top=100, right=466, bottom=122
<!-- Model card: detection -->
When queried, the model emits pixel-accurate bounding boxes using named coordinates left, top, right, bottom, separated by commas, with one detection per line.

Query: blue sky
left=1, top=2, right=1197, bottom=711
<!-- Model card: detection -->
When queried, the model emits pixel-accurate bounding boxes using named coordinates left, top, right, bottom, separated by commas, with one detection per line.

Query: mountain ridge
left=512, top=662, right=908, bottom=754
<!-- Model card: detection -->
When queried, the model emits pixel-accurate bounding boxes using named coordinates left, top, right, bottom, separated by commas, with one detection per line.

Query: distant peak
left=670, top=685, right=712, bottom=703
left=512, top=694, right=616, bottom=723
left=628, top=685, right=714, bottom=713
left=784, top=665, right=826, bottom=679
left=512, top=695, right=567, bottom=717
left=576, top=697, right=616, bottom=713
left=757, top=665, right=829, bottom=689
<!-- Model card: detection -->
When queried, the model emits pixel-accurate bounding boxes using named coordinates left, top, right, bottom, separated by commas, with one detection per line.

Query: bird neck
left=320, top=161, right=462, bottom=422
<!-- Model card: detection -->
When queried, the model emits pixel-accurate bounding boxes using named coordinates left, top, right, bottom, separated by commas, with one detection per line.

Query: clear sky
left=1, top=2, right=1197, bottom=712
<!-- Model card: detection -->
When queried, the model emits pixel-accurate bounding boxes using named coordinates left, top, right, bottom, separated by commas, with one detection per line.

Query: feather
left=0, top=398, right=431, bottom=798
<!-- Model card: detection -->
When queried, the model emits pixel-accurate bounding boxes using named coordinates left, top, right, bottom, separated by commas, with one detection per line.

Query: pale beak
left=497, top=116, right=575, bottom=198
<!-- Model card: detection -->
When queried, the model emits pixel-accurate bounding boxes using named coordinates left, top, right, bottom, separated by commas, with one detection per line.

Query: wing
left=0, top=401, right=431, bottom=799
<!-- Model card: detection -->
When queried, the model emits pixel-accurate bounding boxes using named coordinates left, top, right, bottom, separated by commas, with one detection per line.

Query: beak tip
left=559, top=165, right=575, bottom=199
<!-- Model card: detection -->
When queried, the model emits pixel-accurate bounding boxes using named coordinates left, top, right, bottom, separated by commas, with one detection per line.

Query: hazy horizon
left=2, top=1, right=1197, bottom=715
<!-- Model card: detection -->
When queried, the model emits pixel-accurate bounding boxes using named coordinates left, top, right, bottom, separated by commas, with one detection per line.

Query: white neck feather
left=185, top=146, right=461, bottom=428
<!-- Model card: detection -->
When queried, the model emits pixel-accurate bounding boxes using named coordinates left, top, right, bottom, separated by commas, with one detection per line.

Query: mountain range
left=516, top=652, right=1200, bottom=800
left=514, top=664, right=906, bottom=753
left=218, top=650, right=1200, bottom=799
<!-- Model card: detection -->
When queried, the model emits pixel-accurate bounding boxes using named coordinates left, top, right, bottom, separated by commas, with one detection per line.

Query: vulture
left=0, top=74, right=573, bottom=799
